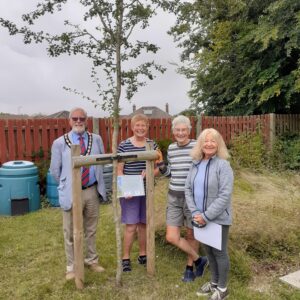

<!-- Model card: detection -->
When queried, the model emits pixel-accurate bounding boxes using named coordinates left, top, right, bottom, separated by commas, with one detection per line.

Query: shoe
left=195, top=256, right=208, bottom=277
left=88, top=263, right=105, bottom=273
left=208, top=288, right=229, bottom=300
left=196, top=282, right=217, bottom=296
left=122, top=259, right=132, bottom=272
left=65, top=271, right=75, bottom=281
left=137, top=255, right=147, bottom=265
left=182, top=268, right=196, bottom=282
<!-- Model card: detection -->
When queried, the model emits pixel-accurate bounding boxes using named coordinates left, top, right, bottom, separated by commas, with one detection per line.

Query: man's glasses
left=71, top=117, right=86, bottom=122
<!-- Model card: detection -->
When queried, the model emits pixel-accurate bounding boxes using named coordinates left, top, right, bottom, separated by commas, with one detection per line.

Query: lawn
left=0, top=172, right=299, bottom=300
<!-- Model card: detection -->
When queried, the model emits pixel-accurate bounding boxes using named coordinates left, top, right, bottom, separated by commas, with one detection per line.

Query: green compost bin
left=0, top=161, right=40, bottom=216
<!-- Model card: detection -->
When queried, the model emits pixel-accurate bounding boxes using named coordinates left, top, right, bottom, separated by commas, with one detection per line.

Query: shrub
left=32, top=147, right=50, bottom=196
left=269, top=133, right=300, bottom=170
left=230, top=131, right=300, bottom=171
left=155, top=138, right=173, bottom=162
left=229, top=131, right=266, bottom=170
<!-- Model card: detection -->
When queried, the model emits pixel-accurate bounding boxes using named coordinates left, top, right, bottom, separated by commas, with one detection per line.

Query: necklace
left=64, top=132, right=93, bottom=155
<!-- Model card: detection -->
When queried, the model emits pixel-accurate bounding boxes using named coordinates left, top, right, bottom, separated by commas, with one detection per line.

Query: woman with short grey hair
left=171, top=115, right=192, bottom=132
left=159, top=115, right=208, bottom=282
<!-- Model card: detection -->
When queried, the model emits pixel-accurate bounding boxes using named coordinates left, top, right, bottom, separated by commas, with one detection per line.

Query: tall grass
left=0, top=175, right=299, bottom=299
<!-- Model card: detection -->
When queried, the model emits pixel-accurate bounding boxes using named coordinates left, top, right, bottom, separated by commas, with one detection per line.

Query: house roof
left=126, top=106, right=171, bottom=119
left=45, top=110, right=70, bottom=118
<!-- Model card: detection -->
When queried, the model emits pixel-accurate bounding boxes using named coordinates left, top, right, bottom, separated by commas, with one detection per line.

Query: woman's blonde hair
left=191, top=128, right=230, bottom=160
left=131, top=114, right=149, bottom=127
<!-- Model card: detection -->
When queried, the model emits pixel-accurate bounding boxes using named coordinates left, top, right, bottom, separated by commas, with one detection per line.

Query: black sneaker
left=196, top=282, right=217, bottom=296
left=208, top=288, right=229, bottom=300
left=182, top=268, right=196, bottom=282
left=137, top=255, right=147, bottom=265
left=122, top=259, right=132, bottom=272
left=195, top=256, right=208, bottom=277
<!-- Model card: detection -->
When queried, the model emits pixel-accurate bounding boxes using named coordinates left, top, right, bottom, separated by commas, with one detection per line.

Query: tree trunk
left=110, top=0, right=124, bottom=287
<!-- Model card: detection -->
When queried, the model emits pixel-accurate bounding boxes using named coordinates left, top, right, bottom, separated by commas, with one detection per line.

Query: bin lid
left=2, top=161, right=34, bottom=169
left=0, top=160, right=38, bottom=176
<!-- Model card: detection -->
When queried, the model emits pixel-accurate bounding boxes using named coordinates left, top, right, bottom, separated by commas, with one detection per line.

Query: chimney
left=133, top=104, right=136, bottom=112
left=165, top=103, right=169, bottom=114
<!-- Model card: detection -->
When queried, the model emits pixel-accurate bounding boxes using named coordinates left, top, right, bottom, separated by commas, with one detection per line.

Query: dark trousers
left=203, top=225, right=230, bottom=288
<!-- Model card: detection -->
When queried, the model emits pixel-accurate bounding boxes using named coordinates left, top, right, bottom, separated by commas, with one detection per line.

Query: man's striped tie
left=79, top=135, right=89, bottom=187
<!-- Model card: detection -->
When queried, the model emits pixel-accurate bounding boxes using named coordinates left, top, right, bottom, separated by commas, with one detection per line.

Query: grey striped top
left=160, top=139, right=196, bottom=193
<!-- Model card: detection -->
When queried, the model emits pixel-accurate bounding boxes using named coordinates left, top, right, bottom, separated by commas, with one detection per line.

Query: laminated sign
left=117, top=175, right=145, bottom=198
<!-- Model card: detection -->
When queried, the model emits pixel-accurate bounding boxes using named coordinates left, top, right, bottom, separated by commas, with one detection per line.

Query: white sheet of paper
left=193, top=222, right=222, bottom=250
left=117, top=175, right=145, bottom=198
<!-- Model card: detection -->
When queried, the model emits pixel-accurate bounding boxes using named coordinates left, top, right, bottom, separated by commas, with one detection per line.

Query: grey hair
left=69, top=107, right=88, bottom=119
left=172, top=115, right=192, bottom=131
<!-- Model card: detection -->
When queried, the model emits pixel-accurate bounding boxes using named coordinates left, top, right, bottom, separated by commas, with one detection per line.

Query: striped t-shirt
left=117, top=138, right=158, bottom=175
left=160, top=139, right=196, bottom=193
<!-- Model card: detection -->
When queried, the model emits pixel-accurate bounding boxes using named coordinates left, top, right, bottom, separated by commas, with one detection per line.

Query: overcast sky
left=0, top=1, right=192, bottom=117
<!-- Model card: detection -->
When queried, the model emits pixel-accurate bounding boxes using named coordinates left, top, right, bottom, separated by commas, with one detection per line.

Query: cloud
left=0, top=1, right=191, bottom=117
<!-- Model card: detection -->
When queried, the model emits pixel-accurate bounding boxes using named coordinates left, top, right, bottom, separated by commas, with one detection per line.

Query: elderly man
left=159, top=115, right=208, bottom=282
left=50, top=107, right=106, bottom=280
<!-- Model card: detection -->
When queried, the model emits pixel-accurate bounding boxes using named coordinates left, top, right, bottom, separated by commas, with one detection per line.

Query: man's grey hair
left=172, top=115, right=192, bottom=131
left=69, top=107, right=88, bottom=119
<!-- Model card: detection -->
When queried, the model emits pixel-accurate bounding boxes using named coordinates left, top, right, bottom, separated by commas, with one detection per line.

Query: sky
left=0, top=1, right=192, bottom=117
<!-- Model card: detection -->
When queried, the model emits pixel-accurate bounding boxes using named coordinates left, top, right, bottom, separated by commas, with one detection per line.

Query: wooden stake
left=72, top=151, right=158, bottom=168
left=269, top=113, right=275, bottom=150
left=71, top=145, right=84, bottom=289
left=146, top=143, right=155, bottom=276
left=70, top=148, right=159, bottom=288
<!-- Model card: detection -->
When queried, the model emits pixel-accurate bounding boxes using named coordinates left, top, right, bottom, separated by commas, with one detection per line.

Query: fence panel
left=41, top=119, right=48, bottom=158
left=0, top=114, right=299, bottom=164
left=24, top=119, right=32, bottom=160
left=15, top=119, right=23, bottom=161
left=0, top=120, right=7, bottom=164
left=99, top=118, right=108, bottom=152
left=8, top=119, right=16, bottom=162
left=154, top=119, right=161, bottom=141
left=276, top=114, right=300, bottom=135
left=190, top=116, right=197, bottom=139
left=48, top=119, right=56, bottom=152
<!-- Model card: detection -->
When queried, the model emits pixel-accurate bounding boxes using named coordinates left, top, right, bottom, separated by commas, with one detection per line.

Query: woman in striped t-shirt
left=159, top=115, right=208, bottom=282
left=117, top=114, right=161, bottom=272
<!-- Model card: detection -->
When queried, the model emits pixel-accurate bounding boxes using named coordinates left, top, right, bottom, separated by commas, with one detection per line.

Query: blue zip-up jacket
left=185, top=156, right=234, bottom=225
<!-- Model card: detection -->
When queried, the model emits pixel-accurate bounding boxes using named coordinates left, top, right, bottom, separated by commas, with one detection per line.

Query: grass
left=0, top=171, right=300, bottom=299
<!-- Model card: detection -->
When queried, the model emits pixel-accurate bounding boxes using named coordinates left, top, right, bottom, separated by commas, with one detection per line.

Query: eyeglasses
left=71, top=117, right=86, bottom=122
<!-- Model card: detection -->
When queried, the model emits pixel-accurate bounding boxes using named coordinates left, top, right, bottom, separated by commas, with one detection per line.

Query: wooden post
left=196, top=114, right=203, bottom=138
left=269, top=113, right=276, bottom=150
left=145, top=143, right=155, bottom=276
left=92, top=117, right=99, bottom=135
left=71, top=145, right=84, bottom=289
left=70, top=149, right=158, bottom=288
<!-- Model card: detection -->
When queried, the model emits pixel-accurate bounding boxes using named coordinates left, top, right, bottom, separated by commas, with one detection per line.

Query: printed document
left=117, top=175, right=145, bottom=198
left=194, top=222, right=222, bottom=250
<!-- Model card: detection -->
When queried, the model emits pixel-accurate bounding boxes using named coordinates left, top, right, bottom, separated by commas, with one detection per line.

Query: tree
left=169, top=0, right=300, bottom=115
left=0, top=0, right=165, bottom=285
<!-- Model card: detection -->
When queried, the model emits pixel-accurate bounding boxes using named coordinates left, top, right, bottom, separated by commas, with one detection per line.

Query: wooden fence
left=0, top=114, right=299, bottom=164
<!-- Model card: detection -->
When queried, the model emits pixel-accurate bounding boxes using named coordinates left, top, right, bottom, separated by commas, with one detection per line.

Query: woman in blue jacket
left=185, top=128, right=233, bottom=300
